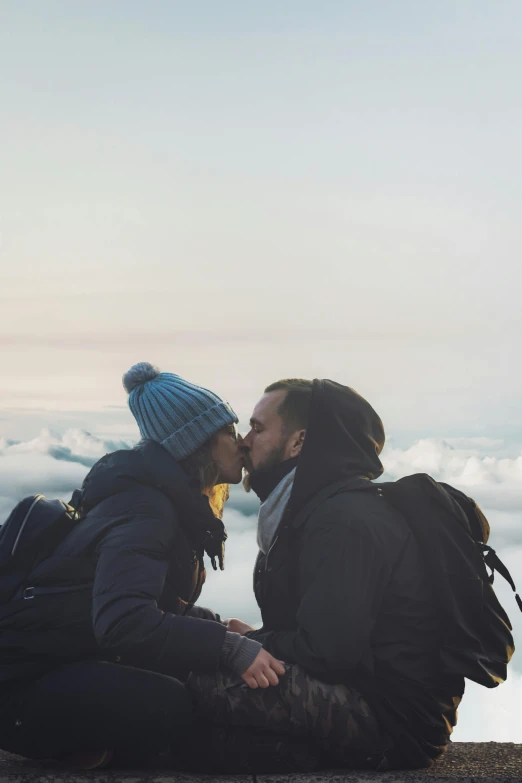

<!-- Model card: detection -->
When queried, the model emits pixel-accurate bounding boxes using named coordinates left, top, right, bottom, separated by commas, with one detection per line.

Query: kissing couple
left=0, top=362, right=464, bottom=772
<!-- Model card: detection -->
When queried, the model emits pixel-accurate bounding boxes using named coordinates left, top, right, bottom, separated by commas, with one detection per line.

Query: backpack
left=0, top=490, right=82, bottom=603
left=379, top=473, right=519, bottom=688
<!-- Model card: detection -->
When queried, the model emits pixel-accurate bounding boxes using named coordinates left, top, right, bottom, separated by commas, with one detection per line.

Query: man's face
left=241, top=390, right=298, bottom=473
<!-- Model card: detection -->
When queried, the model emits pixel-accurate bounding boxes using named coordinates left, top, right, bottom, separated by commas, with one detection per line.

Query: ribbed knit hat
left=123, top=362, right=238, bottom=460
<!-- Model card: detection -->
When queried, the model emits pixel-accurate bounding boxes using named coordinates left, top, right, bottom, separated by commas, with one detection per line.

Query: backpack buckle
left=22, top=587, right=35, bottom=600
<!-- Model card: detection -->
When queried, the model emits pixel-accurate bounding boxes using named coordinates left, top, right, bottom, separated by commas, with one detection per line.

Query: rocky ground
left=0, top=742, right=520, bottom=783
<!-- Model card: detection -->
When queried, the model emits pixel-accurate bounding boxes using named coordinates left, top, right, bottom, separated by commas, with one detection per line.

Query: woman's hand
left=225, top=618, right=256, bottom=635
left=241, top=648, right=286, bottom=689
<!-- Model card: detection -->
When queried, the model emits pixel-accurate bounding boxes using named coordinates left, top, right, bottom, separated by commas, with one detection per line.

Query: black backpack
left=380, top=473, right=519, bottom=688
left=0, top=490, right=82, bottom=603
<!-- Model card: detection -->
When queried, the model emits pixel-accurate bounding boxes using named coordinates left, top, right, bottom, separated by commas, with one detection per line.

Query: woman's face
left=211, top=424, right=244, bottom=484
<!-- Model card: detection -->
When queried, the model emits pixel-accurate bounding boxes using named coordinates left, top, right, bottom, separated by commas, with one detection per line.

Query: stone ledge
left=0, top=743, right=520, bottom=783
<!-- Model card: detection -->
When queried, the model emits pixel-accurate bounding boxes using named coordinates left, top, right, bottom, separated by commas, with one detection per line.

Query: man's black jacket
left=0, top=440, right=226, bottom=688
left=247, top=380, right=464, bottom=767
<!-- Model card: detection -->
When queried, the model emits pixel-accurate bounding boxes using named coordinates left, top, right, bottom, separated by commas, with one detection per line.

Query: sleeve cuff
left=220, top=631, right=262, bottom=675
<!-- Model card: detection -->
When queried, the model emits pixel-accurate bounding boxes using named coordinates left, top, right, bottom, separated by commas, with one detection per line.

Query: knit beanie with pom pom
left=123, top=362, right=238, bottom=460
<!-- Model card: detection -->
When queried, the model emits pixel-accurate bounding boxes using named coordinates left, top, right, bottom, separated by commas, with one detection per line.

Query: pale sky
left=1, top=0, right=522, bottom=437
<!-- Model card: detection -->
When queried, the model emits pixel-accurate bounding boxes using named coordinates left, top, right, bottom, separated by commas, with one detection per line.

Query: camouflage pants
left=188, top=664, right=386, bottom=768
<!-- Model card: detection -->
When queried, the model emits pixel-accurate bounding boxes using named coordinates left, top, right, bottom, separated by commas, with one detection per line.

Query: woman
left=0, top=362, right=284, bottom=768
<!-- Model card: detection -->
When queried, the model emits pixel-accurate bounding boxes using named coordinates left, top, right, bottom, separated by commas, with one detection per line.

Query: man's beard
left=242, top=442, right=286, bottom=493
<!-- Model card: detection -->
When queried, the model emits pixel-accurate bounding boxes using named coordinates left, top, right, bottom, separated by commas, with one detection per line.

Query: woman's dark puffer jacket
left=0, top=440, right=227, bottom=687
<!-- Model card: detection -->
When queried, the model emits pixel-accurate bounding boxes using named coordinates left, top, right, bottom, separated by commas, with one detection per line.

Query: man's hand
left=241, top=648, right=285, bottom=689
left=225, top=617, right=256, bottom=635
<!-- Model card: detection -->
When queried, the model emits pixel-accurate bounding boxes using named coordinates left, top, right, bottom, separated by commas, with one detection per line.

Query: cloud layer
left=0, top=428, right=131, bottom=519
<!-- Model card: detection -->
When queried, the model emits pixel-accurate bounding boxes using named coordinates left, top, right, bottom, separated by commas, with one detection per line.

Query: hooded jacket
left=0, top=440, right=227, bottom=689
left=248, top=380, right=464, bottom=767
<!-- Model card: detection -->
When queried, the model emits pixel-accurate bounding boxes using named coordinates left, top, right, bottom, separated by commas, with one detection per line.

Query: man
left=189, top=378, right=464, bottom=770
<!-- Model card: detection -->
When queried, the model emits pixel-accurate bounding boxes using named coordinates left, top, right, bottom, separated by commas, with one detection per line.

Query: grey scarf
left=257, top=468, right=296, bottom=554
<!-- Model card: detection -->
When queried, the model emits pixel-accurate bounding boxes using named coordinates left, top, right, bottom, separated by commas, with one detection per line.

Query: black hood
left=290, top=379, right=385, bottom=512
left=81, top=439, right=227, bottom=570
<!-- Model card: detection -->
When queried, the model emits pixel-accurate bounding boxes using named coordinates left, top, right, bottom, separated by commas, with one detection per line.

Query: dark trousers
left=0, top=660, right=193, bottom=762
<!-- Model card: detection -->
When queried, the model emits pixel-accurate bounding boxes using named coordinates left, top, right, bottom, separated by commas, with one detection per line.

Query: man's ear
left=289, top=429, right=306, bottom=458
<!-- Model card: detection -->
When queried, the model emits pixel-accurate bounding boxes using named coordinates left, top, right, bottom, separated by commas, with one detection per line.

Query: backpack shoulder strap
left=291, top=477, right=373, bottom=529
left=10, top=495, right=45, bottom=557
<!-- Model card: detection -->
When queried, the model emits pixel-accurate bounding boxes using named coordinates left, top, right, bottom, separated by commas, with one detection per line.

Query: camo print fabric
left=188, top=663, right=386, bottom=768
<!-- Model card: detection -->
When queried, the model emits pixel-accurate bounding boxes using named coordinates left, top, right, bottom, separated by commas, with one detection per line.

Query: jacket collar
left=136, top=440, right=228, bottom=570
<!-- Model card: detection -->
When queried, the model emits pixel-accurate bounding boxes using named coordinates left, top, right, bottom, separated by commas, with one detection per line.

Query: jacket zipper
left=263, top=502, right=293, bottom=574
left=182, top=552, right=204, bottom=615
left=264, top=534, right=279, bottom=572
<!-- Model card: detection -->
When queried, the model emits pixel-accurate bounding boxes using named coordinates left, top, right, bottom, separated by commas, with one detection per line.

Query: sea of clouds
left=0, top=430, right=521, bottom=741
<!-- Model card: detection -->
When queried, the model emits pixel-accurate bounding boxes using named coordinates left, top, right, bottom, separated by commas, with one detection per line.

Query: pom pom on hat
left=122, top=362, right=161, bottom=394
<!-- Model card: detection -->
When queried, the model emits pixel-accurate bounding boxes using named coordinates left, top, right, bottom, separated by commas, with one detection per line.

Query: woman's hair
left=180, top=434, right=230, bottom=519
